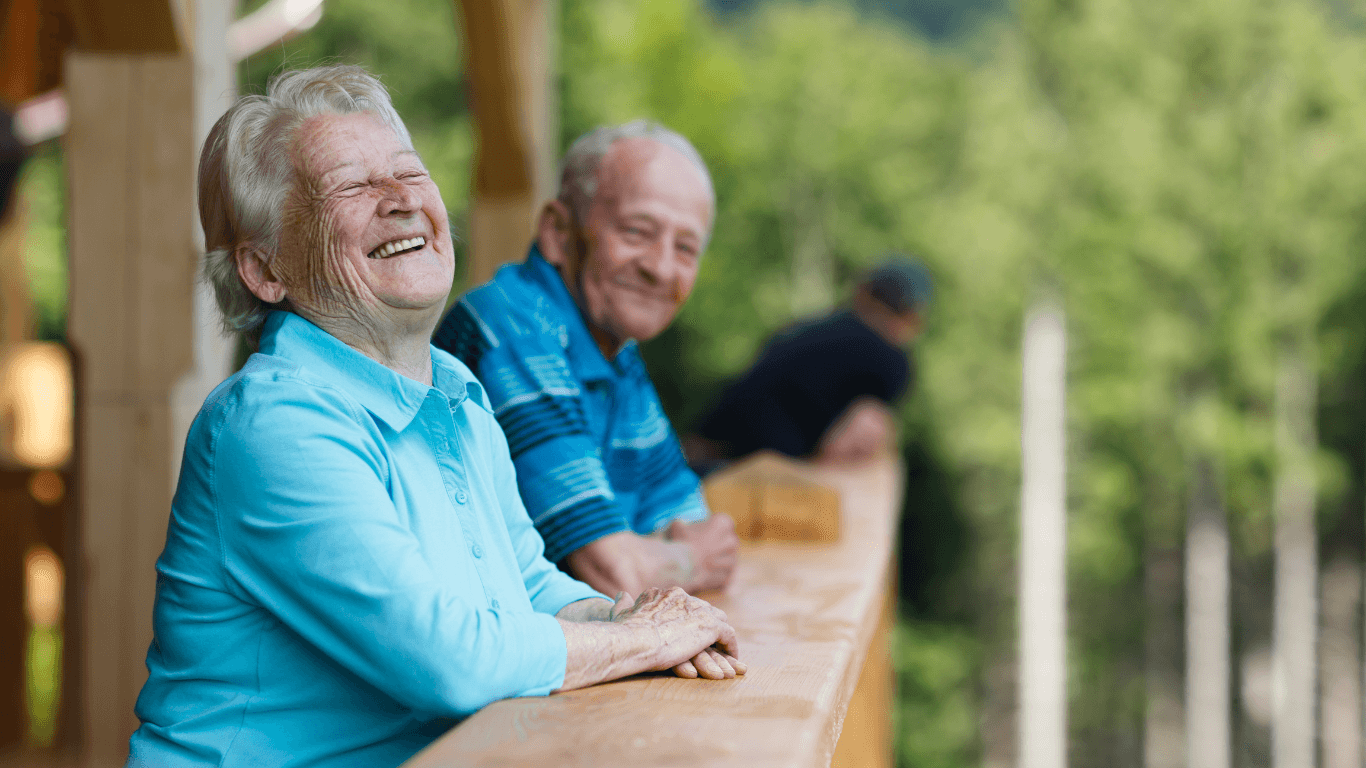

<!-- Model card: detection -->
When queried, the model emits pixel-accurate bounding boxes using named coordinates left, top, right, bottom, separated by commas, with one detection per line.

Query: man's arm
left=815, top=396, right=897, bottom=465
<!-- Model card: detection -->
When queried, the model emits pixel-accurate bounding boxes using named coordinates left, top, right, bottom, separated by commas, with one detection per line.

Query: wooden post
left=0, top=199, right=34, bottom=345
left=456, top=0, right=556, bottom=288
left=831, top=576, right=896, bottom=768
left=1019, top=304, right=1067, bottom=768
left=65, top=47, right=197, bottom=765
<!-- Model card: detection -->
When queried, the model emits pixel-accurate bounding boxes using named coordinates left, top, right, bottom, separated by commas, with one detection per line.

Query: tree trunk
left=1272, top=344, right=1318, bottom=768
left=1319, top=556, right=1359, bottom=768
left=1144, top=539, right=1183, bottom=768
left=1019, top=304, right=1067, bottom=768
left=1186, top=455, right=1230, bottom=768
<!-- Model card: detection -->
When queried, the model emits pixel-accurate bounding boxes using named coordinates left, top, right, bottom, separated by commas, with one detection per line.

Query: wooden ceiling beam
left=65, top=0, right=181, bottom=53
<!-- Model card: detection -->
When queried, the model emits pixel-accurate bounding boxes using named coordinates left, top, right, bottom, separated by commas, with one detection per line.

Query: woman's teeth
left=369, top=236, right=426, bottom=259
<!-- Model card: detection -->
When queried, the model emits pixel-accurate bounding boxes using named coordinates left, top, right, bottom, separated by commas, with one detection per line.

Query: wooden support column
left=65, top=50, right=196, bottom=764
left=456, top=0, right=556, bottom=288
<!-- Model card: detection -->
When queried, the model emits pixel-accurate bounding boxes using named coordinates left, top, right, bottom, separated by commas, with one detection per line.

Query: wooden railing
left=403, top=454, right=903, bottom=768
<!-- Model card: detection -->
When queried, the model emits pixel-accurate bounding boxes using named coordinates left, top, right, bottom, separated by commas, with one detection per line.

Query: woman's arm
left=555, top=588, right=747, bottom=691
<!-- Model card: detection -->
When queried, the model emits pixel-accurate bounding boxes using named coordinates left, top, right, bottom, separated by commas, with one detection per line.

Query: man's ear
left=535, top=199, right=576, bottom=268
left=235, top=244, right=288, bottom=304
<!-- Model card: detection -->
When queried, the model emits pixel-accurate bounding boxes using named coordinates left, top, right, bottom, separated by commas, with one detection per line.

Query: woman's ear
left=535, top=200, right=576, bottom=268
left=235, top=244, right=288, bottom=304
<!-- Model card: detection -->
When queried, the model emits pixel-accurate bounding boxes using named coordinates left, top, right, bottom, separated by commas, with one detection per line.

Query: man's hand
left=564, top=531, right=693, bottom=597
left=816, top=397, right=896, bottom=465
left=666, top=514, right=739, bottom=593
left=564, top=515, right=740, bottom=597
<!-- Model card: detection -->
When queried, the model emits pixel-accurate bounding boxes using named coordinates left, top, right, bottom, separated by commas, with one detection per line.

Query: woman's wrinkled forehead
left=288, top=111, right=414, bottom=195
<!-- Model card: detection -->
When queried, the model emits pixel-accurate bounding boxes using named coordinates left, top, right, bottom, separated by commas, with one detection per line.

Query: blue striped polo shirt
left=433, top=246, right=709, bottom=563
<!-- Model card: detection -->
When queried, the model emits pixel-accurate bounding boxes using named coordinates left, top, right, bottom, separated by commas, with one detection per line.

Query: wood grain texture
left=403, top=457, right=901, bottom=768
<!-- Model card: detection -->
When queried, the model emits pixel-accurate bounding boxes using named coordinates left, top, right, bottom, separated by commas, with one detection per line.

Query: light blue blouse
left=127, top=311, right=605, bottom=768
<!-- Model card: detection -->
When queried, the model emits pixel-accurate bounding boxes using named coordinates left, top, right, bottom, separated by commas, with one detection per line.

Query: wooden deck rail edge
left=403, top=455, right=903, bottom=768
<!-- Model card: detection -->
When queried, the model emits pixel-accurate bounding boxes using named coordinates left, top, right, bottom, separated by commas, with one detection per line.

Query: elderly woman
left=126, top=65, right=744, bottom=768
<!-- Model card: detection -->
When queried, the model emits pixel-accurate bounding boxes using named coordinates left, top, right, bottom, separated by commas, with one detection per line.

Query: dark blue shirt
left=698, top=310, right=912, bottom=458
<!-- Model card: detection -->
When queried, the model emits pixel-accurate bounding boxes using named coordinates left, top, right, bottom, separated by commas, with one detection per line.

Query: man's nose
left=637, top=237, right=677, bottom=284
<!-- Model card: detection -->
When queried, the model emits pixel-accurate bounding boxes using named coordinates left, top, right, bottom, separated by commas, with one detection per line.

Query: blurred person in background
left=433, top=121, right=739, bottom=600
left=687, top=256, right=932, bottom=470
left=127, top=67, right=743, bottom=768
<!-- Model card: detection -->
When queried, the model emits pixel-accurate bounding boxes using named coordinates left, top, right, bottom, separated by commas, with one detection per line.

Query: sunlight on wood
left=0, top=342, right=73, bottom=468
left=24, top=545, right=63, bottom=629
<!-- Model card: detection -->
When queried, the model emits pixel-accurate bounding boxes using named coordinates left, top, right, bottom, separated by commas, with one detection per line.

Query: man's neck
left=552, top=260, right=626, bottom=361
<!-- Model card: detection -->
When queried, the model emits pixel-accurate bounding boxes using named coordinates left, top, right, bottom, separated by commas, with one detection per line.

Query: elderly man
left=433, top=122, right=737, bottom=598
left=127, top=67, right=742, bottom=768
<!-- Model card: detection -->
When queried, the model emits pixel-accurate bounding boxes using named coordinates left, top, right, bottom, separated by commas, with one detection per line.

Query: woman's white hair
left=199, top=64, right=413, bottom=341
left=558, top=120, right=714, bottom=230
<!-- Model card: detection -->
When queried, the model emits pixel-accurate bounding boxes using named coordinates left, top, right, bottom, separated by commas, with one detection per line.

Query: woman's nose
left=378, top=179, right=421, bottom=216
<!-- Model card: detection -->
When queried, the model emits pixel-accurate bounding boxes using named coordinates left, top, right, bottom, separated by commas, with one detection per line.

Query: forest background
left=16, top=0, right=1366, bottom=765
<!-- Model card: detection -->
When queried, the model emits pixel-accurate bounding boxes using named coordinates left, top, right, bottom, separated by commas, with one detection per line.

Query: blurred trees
left=561, top=0, right=1366, bottom=764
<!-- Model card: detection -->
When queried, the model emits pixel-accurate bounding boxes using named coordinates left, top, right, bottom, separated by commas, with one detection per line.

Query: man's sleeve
left=476, top=387, right=609, bottom=613
left=213, top=379, right=569, bottom=719
left=437, top=300, right=631, bottom=563
left=626, top=384, right=711, bottom=534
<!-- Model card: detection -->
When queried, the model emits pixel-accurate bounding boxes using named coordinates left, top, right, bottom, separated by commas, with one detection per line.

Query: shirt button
left=456, top=490, right=468, bottom=504
left=491, top=599, right=501, bottom=609
left=472, top=544, right=483, bottom=559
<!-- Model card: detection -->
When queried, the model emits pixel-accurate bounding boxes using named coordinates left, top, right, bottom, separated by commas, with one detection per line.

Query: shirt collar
left=259, top=311, right=483, bottom=431
left=521, top=244, right=628, bottom=384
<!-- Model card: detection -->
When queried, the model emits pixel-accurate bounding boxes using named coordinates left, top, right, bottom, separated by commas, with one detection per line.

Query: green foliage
left=566, top=0, right=1366, bottom=761
left=892, top=620, right=980, bottom=768
left=16, top=145, right=66, bottom=342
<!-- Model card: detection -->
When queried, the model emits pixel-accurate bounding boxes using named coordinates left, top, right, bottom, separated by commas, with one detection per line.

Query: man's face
left=274, top=111, right=455, bottom=334
left=555, top=138, right=713, bottom=356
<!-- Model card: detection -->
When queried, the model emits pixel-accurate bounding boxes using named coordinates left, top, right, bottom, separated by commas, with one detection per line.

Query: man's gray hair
left=558, top=120, right=714, bottom=226
left=199, top=64, right=414, bottom=340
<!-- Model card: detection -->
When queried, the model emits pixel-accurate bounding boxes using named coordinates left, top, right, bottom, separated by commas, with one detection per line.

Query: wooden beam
left=65, top=50, right=196, bottom=765
left=456, top=0, right=556, bottom=287
left=66, top=0, right=182, bottom=53
left=0, top=0, right=73, bottom=105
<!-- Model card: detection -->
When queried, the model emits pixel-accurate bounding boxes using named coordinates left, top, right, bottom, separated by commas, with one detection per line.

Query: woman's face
left=274, top=111, right=455, bottom=337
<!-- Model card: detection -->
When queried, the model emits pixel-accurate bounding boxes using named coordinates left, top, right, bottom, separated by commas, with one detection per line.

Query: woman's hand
left=555, top=587, right=746, bottom=691
left=609, top=590, right=747, bottom=679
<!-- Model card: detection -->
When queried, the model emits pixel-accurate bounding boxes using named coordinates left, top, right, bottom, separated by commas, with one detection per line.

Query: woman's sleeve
left=212, top=379, right=568, bottom=719
left=478, top=392, right=608, bottom=613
